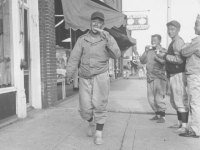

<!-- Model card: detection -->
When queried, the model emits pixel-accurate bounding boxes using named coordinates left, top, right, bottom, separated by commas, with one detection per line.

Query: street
left=0, top=76, right=199, bottom=150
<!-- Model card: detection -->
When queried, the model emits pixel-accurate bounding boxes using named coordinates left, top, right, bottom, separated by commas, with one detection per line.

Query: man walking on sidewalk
left=65, top=11, right=121, bottom=145
left=140, top=34, right=167, bottom=123
left=157, top=21, right=189, bottom=133
left=179, top=15, right=200, bottom=138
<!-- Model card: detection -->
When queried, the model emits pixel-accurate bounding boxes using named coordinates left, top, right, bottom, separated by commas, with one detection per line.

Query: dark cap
left=91, top=11, right=104, bottom=21
left=166, top=20, right=181, bottom=29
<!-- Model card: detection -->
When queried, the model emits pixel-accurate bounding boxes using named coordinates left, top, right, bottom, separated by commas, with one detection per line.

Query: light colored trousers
left=147, top=79, right=166, bottom=112
left=78, top=71, right=110, bottom=124
left=124, top=70, right=130, bottom=79
left=169, top=73, right=189, bottom=112
left=187, top=74, right=200, bottom=136
left=138, top=69, right=144, bottom=78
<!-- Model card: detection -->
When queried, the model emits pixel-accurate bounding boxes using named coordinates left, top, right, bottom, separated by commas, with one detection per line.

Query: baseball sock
left=181, top=112, right=189, bottom=128
left=177, top=111, right=182, bottom=126
left=96, top=124, right=104, bottom=137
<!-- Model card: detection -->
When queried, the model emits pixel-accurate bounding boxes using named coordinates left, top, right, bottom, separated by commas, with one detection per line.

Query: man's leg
left=127, top=70, right=130, bottom=79
left=147, top=81, right=160, bottom=120
left=171, top=73, right=189, bottom=133
left=92, top=72, right=110, bottom=145
left=180, top=74, right=200, bottom=138
left=79, top=77, right=95, bottom=137
left=168, top=75, right=182, bottom=128
left=154, top=79, right=167, bottom=123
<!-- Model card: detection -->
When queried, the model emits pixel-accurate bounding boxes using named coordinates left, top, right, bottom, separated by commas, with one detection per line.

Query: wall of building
left=104, top=0, right=122, bottom=11
left=123, top=0, right=200, bottom=55
left=38, top=0, right=57, bottom=108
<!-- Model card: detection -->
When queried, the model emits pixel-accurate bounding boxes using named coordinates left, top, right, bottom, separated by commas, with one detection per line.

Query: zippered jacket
left=66, top=31, right=121, bottom=79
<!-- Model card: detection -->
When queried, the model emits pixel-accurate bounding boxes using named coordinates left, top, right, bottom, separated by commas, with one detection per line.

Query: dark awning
left=60, top=0, right=136, bottom=51
left=61, top=0, right=126, bottom=31
left=105, top=27, right=135, bottom=51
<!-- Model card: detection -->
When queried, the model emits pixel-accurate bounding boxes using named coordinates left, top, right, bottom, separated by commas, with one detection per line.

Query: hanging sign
left=126, top=14, right=149, bottom=30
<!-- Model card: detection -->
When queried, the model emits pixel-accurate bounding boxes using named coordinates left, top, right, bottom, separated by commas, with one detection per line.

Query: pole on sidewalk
left=167, top=0, right=171, bottom=47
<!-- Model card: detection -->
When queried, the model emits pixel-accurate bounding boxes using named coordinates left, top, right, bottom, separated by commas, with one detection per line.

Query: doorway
left=23, top=8, right=31, bottom=106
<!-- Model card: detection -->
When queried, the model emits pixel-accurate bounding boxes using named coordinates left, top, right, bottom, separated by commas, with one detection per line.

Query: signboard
left=132, top=55, right=141, bottom=61
left=126, top=14, right=149, bottom=30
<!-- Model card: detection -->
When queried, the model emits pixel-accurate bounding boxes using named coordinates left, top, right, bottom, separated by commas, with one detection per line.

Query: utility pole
left=167, top=0, right=171, bottom=47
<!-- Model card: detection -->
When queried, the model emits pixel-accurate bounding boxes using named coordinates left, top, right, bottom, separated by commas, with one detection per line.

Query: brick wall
left=38, top=0, right=57, bottom=108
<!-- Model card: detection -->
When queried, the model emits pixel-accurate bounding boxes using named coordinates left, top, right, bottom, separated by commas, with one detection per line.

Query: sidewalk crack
left=132, top=129, right=136, bottom=150
left=119, top=113, right=131, bottom=150
left=52, top=121, right=84, bottom=150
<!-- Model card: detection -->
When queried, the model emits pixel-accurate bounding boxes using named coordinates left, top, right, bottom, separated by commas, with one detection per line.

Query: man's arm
left=181, top=36, right=200, bottom=58
left=105, top=34, right=121, bottom=59
left=154, top=47, right=166, bottom=65
left=164, top=38, right=185, bottom=64
left=94, top=28, right=121, bottom=59
left=66, top=37, right=83, bottom=78
left=154, top=54, right=166, bottom=65
left=140, top=46, right=149, bottom=64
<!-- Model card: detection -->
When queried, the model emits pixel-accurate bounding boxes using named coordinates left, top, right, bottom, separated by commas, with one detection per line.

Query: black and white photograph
left=0, top=0, right=200, bottom=149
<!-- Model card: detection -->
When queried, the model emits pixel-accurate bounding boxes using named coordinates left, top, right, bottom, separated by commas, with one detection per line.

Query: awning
left=105, top=27, right=135, bottom=51
left=60, top=0, right=136, bottom=51
left=61, top=0, right=126, bottom=31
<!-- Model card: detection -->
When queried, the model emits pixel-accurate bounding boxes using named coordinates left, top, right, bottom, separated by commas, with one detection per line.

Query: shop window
left=0, top=0, right=11, bottom=89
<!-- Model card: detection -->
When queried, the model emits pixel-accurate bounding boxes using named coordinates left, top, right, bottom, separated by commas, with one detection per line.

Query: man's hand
left=145, top=45, right=151, bottom=52
left=66, top=77, right=73, bottom=85
left=93, top=28, right=110, bottom=41
left=157, top=52, right=166, bottom=59
left=181, top=43, right=190, bottom=49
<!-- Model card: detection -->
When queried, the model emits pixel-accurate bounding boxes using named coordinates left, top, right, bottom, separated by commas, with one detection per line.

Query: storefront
left=0, top=0, right=41, bottom=121
left=55, top=0, right=75, bottom=100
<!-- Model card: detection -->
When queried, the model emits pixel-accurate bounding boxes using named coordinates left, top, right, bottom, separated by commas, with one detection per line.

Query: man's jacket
left=66, top=31, right=121, bottom=79
left=181, top=35, right=200, bottom=75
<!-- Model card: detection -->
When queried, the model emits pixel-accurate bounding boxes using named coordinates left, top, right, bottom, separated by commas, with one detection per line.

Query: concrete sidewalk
left=0, top=76, right=199, bottom=150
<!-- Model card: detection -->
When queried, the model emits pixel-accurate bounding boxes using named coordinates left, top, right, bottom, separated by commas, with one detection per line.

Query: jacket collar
left=172, top=35, right=180, bottom=41
left=84, top=31, right=104, bottom=43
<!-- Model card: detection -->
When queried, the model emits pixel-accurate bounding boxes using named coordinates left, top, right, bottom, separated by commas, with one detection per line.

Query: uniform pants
left=187, top=74, right=200, bottom=136
left=169, top=73, right=189, bottom=112
left=147, top=79, right=166, bottom=112
left=78, top=72, right=110, bottom=124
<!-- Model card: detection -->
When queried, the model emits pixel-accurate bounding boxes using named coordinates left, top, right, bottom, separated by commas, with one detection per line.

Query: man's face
left=167, top=25, right=179, bottom=39
left=194, top=21, right=200, bottom=35
left=151, top=36, right=161, bottom=46
left=90, top=18, right=104, bottom=34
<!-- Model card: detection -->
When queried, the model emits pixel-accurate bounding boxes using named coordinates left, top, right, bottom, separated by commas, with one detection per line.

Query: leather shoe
left=179, top=130, right=200, bottom=138
left=174, top=127, right=187, bottom=134
left=87, top=123, right=95, bottom=137
left=157, top=117, right=165, bottom=123
left=150, top=115, right=159, bottom=120
left=94, top=136, right=103, bottom=145
left=169, top=124, right=181, bottom=128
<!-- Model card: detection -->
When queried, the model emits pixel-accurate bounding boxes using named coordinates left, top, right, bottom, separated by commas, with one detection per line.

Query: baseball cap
left=91, top=11, right=104, bottom=21
left=166, top=20, right=181, bottom=29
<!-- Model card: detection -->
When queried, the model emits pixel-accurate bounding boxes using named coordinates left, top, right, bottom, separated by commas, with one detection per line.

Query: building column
left=29, top=0, right=42, bottom=109
left=38, top=0, right=57, bottom=108
left=11, top=0, right=27, bottom=118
